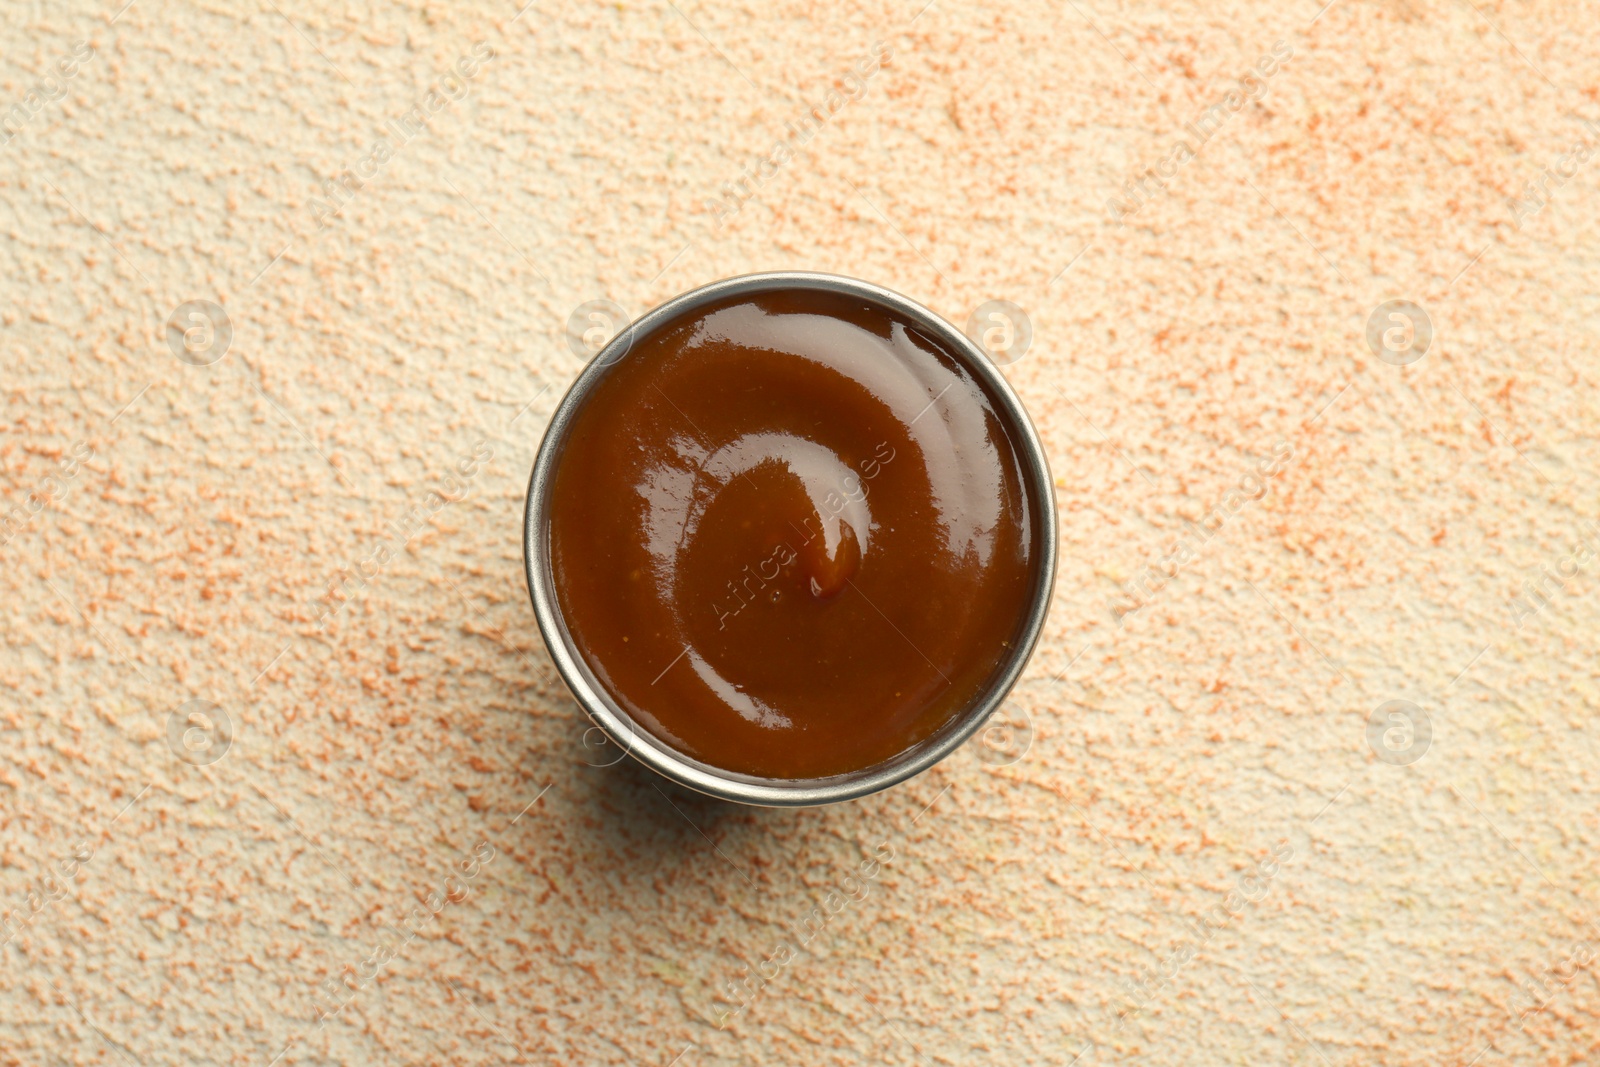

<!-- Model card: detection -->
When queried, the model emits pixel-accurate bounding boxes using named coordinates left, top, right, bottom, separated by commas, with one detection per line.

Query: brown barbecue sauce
left=548, top=288, right=1041, bottom=780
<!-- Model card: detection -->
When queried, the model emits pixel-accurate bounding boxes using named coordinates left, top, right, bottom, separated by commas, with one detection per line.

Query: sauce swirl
left=548, top=287, right=1041, bottom=779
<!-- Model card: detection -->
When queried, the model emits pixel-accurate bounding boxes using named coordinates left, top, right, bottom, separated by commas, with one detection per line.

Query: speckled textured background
left=4, top=0, right=1600, bottom=1063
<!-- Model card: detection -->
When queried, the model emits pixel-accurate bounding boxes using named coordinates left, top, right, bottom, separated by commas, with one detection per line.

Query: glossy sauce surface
left=548, top=289, right=1040, bottom=779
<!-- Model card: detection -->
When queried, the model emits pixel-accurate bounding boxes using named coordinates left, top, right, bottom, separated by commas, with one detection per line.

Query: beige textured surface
left=4, top=0, right=1600, bottom=1063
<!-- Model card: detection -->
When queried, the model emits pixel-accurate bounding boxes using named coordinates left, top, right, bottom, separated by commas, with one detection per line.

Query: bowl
left=523, top=271, right=1057, bottom=806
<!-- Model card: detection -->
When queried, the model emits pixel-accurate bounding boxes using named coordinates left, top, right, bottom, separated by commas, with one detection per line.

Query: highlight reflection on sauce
left=549, top=288, right=1040, bottom=779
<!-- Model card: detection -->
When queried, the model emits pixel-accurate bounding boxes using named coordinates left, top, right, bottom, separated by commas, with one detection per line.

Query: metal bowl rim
left=523, top=270, right=1058, bottom=806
